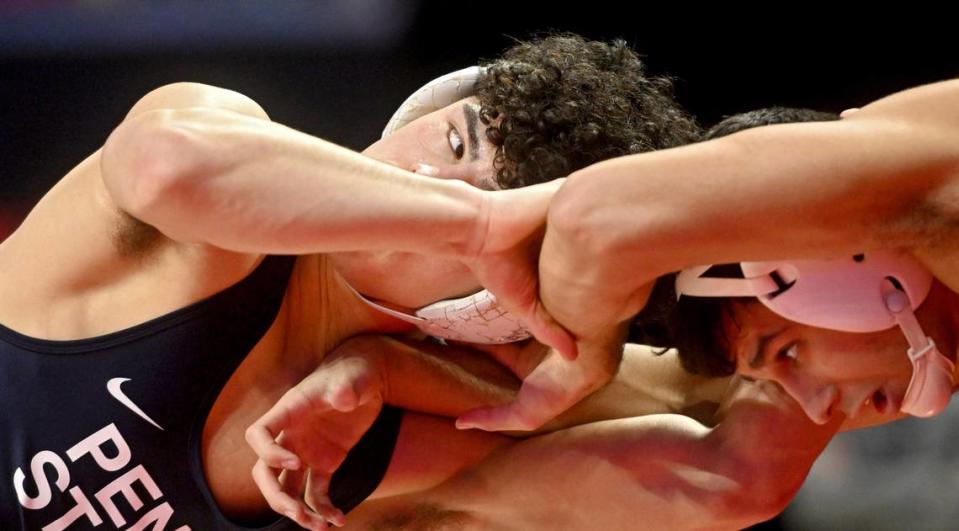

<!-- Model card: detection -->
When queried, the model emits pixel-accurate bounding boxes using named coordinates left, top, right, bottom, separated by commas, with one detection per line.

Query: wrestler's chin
left=328, top=250, right=480, bottom=309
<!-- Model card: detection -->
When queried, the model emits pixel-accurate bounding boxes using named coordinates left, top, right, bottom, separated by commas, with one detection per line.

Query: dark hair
left=630, top=107, right=840, bottom=377
left=704, top=106, right=840, bottom=141
left=475, top=34, right=701, bottom=189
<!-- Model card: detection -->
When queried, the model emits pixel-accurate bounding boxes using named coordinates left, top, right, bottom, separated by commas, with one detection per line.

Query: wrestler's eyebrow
left=464, top=104, right=480, bottom=161
left=749, top=333, right=777, bottom=370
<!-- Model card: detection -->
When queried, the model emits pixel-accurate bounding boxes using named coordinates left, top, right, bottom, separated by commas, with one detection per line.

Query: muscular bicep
left=92, top=83, right=270, bottom=258
left=0, top=83, right=271, bottom=336
left=107, top=83, right=271, bottom=242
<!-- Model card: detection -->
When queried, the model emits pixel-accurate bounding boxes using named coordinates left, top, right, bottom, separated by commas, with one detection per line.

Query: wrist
left=459, top=187, right=492, bottom=259
left=327, top=336, right=389, bottom=393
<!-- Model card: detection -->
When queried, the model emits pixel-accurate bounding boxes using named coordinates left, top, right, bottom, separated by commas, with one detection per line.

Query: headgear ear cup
left=740, top=254, right=932, bottom=332
left=412, top=290, right=530, bottom=344
left=351, top=67, right=532, bottom=345
left=677, top=251, right=954, bottom=417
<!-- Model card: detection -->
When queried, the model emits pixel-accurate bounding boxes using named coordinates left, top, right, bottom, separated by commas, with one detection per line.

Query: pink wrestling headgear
left=351, top=67, right=531, bottom=345
left=676, top=251, right=954, bottom=417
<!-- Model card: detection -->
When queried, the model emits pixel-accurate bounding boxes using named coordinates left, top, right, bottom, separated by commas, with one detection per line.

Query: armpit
left=365, top=503, right=475, bottom=531
left=112, top=210, right=163, bottom=258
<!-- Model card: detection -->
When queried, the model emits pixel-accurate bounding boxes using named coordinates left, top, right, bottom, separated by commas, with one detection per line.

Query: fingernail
left=283, top=459, right=300, bottom=470
left=455, top=421, right=474, bottom=430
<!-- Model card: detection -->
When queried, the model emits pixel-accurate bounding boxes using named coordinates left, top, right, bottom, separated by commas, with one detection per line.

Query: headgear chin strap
left=676, top=251, right=954, bottom=417
left=353, top=67, right=531, bottom=345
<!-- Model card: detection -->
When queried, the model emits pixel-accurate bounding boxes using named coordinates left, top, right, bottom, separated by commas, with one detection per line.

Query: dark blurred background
left=2, top=2, right=957, bottom=529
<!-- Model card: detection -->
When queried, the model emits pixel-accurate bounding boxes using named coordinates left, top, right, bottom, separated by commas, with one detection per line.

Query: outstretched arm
left=540, top=79, right=959, bottom=354
left=100, top=82, right=574, bottom=354
left=348, top=377, right=840, bottom=531
left=101, top=86, right=488, bottom=256
left=246, top=337, right=729, bottom=528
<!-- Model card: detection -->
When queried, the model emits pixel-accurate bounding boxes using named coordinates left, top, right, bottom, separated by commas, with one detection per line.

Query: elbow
left=101, top=108, right=205, bottom=221
left=686, top=433, right=802, bottom=528
left=705, top=460, right=801, bottom=528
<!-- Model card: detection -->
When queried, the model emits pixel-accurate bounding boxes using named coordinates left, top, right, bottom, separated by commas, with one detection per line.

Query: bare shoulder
left=0, top=83, right=269, bottom=339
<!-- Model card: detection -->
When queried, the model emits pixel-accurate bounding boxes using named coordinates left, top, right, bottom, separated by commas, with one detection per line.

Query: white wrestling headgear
left=676, top=251, right=954, bottom=417
left=353, top=67, right=531, bottom=345
left=382, top=66, right=485, bottom=138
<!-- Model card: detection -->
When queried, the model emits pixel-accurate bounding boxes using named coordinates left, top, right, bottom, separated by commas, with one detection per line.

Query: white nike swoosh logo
left=107, top=378, right=164, bottom=431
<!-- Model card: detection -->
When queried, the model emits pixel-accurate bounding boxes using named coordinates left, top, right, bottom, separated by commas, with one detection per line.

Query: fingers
left=306, top=470, right=347, bottom=528
left=246, top=423, right=301, bottom=471
left=457, top=349, right=617, bottom=432
left=525, top=301, right=577, bottom=361
left=244, top=360, right=377, bottom=530
left=246, top=383, right=322, bottom=469
left=252, top=457, right=348, bottom=529
left=252, top=459, right=329, bottom=530
left=457, top=376, right=561, bottom=432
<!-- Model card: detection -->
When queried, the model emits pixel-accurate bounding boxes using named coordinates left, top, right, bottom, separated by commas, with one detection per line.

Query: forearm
left=534, top=345, right=728, bottom=433
left=330, top=337, right=662, bottom=439
left=101, top=107, right=487, bottom=256
left=416, top=417, right=771, bottom=530
left=419, top=381, right=837, bottom=530
left=435, top=340, right=724, bottom=436
left=558, top=125, right=940, bottom=281
left=355, top=416, right=736, bottom=531
left=333, top=335, right=520, bottom=419
left=549, top=80, right=959, bottom=298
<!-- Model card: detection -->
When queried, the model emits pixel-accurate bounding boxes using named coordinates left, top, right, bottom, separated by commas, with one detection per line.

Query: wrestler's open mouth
left=871, top=389, right=888, bottom=414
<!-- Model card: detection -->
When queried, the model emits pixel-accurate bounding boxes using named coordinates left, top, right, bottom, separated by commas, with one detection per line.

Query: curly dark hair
left=704, top=106, right=840, bottom=141
left=629, top=107, right=840, bottom=377
left=474, top=34, right=701, bottom=189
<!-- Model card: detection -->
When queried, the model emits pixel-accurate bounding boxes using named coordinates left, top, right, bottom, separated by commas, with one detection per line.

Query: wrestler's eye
left=777, top=343, right=799, bottom=363
left=448, top=125, right=465, bottom=160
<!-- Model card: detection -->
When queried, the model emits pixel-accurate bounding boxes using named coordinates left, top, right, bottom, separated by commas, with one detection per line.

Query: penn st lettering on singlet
left=0, top=255, right=300, bottom=530
left=14, top=377, right=189, bottom=531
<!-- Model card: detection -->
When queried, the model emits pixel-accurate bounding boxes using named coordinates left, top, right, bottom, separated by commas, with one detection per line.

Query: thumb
left=525, top=300, right=577, bottom=361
